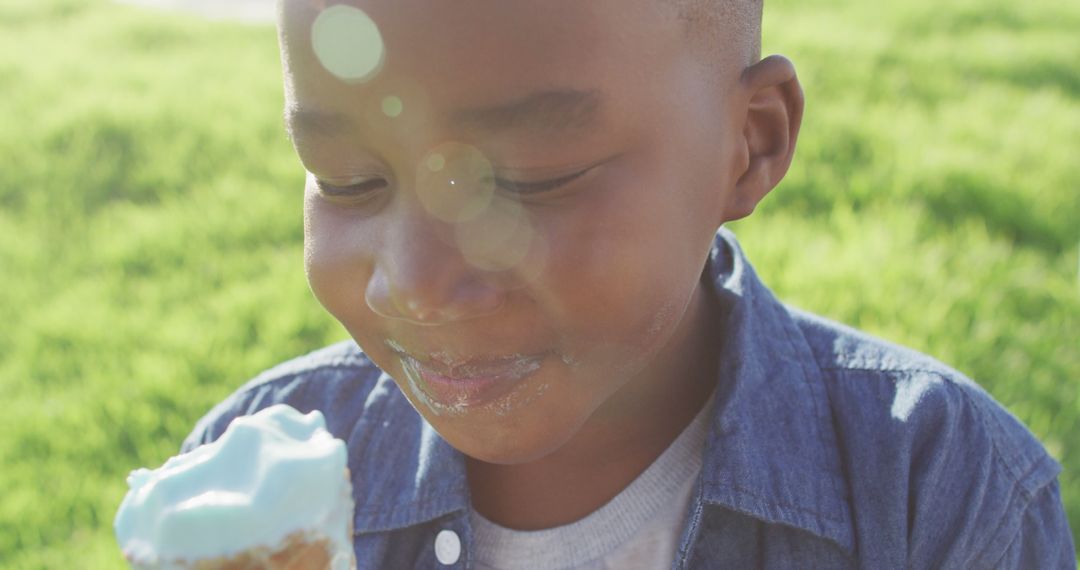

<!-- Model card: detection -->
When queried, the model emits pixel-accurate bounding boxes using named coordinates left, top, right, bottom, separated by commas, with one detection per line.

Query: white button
left=434, top=529, right=461, bottom=565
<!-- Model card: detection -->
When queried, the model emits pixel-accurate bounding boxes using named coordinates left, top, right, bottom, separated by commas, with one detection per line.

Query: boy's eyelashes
left=313, top=166, right=591, bottom=198
left=492, top=168, right=590, bottom=195
left=315, top=177, right=388, bottom=197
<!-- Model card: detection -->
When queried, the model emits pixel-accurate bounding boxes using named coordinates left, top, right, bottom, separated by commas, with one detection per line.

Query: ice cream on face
left=114, top=405, right=355, bottom=569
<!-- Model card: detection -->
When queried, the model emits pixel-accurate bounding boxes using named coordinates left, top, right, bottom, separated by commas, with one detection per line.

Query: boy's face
left=280, top=0, right=745, bottom=464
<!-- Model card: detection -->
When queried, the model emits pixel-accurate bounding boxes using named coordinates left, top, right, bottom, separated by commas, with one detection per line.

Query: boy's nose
left=364, top=206, right=505, bottom=325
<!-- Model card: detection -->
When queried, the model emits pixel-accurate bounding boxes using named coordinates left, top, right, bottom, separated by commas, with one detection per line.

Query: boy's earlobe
left=727, top=55, right=804, bottom=221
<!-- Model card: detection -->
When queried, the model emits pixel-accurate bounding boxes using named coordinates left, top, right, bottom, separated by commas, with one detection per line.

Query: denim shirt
left=181, top=228, right=1075, bottom=569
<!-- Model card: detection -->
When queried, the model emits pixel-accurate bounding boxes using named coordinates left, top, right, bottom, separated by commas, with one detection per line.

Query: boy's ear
left=726, top=55, right=804, bottom=221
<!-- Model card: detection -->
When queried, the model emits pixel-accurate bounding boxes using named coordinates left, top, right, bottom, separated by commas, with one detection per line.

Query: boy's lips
left=387, top=343, right=548, bottom=410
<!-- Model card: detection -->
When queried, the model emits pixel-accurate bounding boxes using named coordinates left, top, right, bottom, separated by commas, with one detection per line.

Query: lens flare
left=416, top=143, right=495, bottom=223
left=511, top=228, right=549, bottom=283
left=311, top=5, right=385, bottom=83
left=425, top=152, right=447, bottom=173
left=454, top=196, right=536, bottom=272
left=381, top=95, right=403, bottom=118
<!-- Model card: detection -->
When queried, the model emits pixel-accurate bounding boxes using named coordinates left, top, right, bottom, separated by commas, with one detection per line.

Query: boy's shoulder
left=789, top=304, right=1053, bottom=473
left=778, top=306, right=1068, bottom=566
left=180, top=339, right=406, bottom=453
left=703, top=225, right=1070, bottom=564
left=708, top=228, right=1060, bottom=512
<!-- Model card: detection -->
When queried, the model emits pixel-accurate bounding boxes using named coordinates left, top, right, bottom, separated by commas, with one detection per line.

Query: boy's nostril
left=364, top=269, right=505, bottom=325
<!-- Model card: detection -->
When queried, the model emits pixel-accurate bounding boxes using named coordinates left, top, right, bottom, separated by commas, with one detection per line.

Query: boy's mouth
left=386, top=341, right=547, bottom=411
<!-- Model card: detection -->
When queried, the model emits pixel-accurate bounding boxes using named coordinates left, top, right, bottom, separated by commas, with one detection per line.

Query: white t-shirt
left=469, top=390, right=715, bottom=570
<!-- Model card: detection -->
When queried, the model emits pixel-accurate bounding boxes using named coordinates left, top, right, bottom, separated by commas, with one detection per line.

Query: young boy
left=182, top=0, right=1075, bottom=567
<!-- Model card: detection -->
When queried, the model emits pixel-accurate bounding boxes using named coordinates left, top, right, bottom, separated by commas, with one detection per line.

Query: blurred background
left=1, top=0, right=1076, bottom=566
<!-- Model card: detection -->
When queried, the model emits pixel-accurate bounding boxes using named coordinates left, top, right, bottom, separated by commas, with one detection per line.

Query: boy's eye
left=314, top=166, right=590, bottom=199
left=493, top=168, right=589, bottom=195
left=315, top=177, right=388, bottom=197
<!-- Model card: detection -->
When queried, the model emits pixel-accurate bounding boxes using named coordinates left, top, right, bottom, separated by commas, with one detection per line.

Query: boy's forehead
left=278, top=0, right=687, bottom=122
left=279, top=0, right=666, bottom=47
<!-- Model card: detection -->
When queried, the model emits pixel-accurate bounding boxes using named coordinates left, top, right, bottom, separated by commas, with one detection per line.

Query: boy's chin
left=459, top=442, right=568, bottom=467
left=441, top=416, right=586, bottom=467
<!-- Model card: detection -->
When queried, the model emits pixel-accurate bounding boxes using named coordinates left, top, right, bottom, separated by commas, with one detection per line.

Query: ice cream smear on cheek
left=113, top=405, right=355, bottom=569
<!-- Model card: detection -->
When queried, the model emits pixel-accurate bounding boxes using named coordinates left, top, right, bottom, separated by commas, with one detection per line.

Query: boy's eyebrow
left=449, top=88, right=603, bottom=136
left=284, top=107, right=352, bottom=143
left=283, top=88, right=603, bottom=142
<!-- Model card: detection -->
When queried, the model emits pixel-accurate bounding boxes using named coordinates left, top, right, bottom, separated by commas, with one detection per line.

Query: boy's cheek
left=304, top=231, right=378, bottom=328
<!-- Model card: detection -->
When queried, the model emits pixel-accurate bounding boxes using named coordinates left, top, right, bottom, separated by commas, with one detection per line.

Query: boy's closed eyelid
left=315, top=177, right=387, bottom=195
left=310, top=148, right=619, bottom=194
left=492, top=167, right=592, bottom=195
left=314, top=168, right=586, bottom=199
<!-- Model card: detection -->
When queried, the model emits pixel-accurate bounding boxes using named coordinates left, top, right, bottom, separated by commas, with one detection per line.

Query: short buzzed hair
left=666, top=0, right=764, bottom=68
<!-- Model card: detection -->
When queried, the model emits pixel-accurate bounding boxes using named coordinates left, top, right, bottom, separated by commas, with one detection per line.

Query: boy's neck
left=466, top=276, right=723, bottom=531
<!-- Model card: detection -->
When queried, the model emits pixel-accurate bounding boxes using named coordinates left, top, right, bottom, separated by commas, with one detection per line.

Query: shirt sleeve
left=988, top=479, right=1077, bottom=569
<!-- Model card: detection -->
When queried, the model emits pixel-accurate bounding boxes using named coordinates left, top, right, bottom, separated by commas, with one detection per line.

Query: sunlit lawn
left=1, top=0, right=1077, bottom=566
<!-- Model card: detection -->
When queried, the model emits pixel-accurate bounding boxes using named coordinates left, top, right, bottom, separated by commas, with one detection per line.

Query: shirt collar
left=352, top=228, right=854, bottom=554
left=698, top=227, right=854, bottom=554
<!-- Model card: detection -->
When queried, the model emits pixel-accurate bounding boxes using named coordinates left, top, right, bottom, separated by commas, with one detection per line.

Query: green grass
left=1, top=0, right=1077, bottom=566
